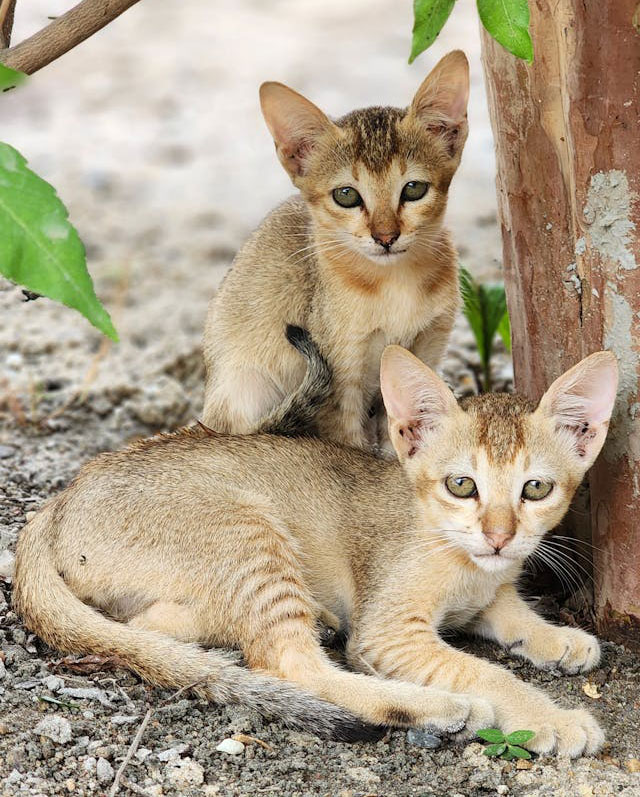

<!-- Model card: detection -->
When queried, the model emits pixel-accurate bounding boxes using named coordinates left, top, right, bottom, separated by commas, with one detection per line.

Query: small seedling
left=477, top=728, right=535, bottom=760
left=459, top=266, right=511, bottom=393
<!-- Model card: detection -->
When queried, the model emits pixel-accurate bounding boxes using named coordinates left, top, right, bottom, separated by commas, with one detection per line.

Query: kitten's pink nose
left=372, top=231, right=400, bottom=250
left=483, top=530, right=514, bottom=553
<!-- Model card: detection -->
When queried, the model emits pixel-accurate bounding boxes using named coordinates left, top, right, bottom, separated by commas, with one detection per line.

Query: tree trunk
left=480, top=2, right=640, bottom=646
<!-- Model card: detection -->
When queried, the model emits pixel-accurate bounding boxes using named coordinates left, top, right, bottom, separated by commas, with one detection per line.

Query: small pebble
left=96, top=757, right=114, bottom=783
left=157, top=743, right=188, bottom=761
left=0, top=445, right=15, bottom=459
left=166, top=758, right=205, bottom=787
left=216, top=738, right=245, bottom=755
left=110, top=714, right=140, bottom=725
left=0, top=550, right=15, bottom=579
left=406, top=728, right=442, bottom=749
left=34, top=715, right=72, bottom=745
left=43, top=675, right=64, bottom=692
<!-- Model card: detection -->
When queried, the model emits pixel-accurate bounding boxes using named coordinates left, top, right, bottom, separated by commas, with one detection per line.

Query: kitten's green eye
left=332, top=187, right=363, bottom=208
left=401, top=181, right=429, bottom=202
left=445, top=476, right=478, bottom=499
left=522, top=480, right=554, bottom=501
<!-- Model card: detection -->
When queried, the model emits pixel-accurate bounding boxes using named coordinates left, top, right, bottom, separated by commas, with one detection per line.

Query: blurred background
left=1, top=0, right=504, bottom=451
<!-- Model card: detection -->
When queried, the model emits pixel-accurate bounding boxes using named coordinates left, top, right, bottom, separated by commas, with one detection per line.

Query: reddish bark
left=481, top=2, right=640, bottom=645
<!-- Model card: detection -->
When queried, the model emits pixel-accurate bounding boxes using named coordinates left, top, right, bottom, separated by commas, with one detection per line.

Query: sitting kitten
left=13, top=345, right=616, bottom=754
left=202, top=50, right=469, bottom=455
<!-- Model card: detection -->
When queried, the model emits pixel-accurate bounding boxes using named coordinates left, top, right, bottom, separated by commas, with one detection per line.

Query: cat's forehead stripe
left=336, top=106, right=406, bottom=173
left=462, top=393, right=536, bottom=463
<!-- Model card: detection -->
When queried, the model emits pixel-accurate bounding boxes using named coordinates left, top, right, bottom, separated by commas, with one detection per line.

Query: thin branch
left=0, top=0, right=17, bottom=49
left=108, top=708, right=152, bottom=797
left=0, top=0, right=141, bottom=75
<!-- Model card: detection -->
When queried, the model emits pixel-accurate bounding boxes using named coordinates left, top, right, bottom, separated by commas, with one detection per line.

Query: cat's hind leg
left=202, top=366, right=285, bottom=432
left=128, top=601, right=202, bottom=643
left=217, top=500, right=484, bottom=734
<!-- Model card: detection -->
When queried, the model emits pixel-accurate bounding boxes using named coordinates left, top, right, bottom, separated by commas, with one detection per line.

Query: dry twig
left=1, top=0, right=141, bottom=74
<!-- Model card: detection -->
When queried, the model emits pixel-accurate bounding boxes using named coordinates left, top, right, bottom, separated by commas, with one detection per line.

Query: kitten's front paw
left=507, top=708, right=604, bottom=758
left=510, top=626, right=600, bottom=674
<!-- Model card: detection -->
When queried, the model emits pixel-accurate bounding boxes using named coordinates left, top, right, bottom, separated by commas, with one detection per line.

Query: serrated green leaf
left=476, top=728, right=505, bottom=743
left=498, top=307, right=511, bottom=352
left=506, top=730, right=535, bottom=745
left=507, top=743, right=532, bottom=759
left=483, top=742, right=507, bottom=757
left=0, top=63, right=27, bottom=92
left=409, top=0, right=456, bottom=63
left=0, top=142, right=118, bottom=341
left=476, top=0, right=534, bottom=62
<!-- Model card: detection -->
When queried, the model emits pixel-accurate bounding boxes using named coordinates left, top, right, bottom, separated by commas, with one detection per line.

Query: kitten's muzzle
left=372, top=230, right=400, bottom=251
left=482, top=529, right=515, bottom=554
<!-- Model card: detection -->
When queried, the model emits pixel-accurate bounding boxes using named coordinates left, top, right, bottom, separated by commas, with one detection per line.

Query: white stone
left=34, top=715, right=72, bottom=744
left=165, top=757, right=205, bottom=788
left=82, top=757, right=97, bottom=773
left=43, top=675, right=64, bottom=692
left=215, top=738, right=245, bottom=755
left=96, top=757, right=114, bottom=783
left=0, top=550, right=15, bottom=579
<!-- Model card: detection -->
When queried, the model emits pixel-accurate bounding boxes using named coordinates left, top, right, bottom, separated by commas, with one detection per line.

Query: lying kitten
left=13, top=344, right=616, bottom=754
left=202, top=50, right=469, bottom=455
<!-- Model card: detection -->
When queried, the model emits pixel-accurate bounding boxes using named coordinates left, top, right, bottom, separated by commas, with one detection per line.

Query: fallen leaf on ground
left=51, top=654, right=127, bottom=674
left=625, top=759, right=640, bottom=773
left=232, top=734, right=275, bottom=752
left=582, top=682, right=601, bottom=699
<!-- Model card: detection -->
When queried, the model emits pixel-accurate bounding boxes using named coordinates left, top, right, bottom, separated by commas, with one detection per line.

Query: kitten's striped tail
left=13, top=506, right=381, bottom=742
left=258, top=325, right=332, bottom=437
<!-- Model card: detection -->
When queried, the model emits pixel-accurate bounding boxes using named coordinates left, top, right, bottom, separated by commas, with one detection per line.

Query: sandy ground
left=1, top=1, right=639, bottom=795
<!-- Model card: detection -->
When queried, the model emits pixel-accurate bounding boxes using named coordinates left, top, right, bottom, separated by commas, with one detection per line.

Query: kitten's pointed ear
left=536, top=351, right=618, bottom=468
left=409, top=50, right=469, bottom=158
left=260, top=82, right=335, bottom=181
left=381, top=345, right=459, bottom=461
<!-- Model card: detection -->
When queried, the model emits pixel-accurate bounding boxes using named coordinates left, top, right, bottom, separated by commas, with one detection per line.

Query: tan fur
left=13, top=348, right=618, bottom=754
left=202, top=51, right=469, bottom=455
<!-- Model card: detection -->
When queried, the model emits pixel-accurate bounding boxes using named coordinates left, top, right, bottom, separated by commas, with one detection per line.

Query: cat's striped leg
left=351, top=614, right=603, bottom=757
left=472, top=583, right=601, bottom=674
left=224, top=504, right=480, bottom=734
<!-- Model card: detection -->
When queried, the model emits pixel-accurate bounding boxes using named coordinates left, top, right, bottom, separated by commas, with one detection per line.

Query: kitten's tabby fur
left=202, top=51, right=469, bottom=454
left=14, top=346, right=617, bottom=756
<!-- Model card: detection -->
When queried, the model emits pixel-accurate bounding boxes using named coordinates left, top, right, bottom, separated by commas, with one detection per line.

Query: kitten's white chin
left=361, top=249, right=409, bottom=266
left=470, top=553, right=519, bottom=573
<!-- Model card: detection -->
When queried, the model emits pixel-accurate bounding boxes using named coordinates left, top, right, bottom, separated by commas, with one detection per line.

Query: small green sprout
left=477, top=728, right=535, bottom=760
left=459, top=266, right=511, bottom=393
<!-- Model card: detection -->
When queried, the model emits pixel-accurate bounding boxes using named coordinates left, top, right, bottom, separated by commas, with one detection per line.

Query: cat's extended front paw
left=509, top=626, right=600, bottom=674
left=504, top=707, right=604, bottom=758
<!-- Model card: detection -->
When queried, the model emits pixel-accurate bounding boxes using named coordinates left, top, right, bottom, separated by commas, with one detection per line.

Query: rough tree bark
left=481, top=3, right=640, bottom=646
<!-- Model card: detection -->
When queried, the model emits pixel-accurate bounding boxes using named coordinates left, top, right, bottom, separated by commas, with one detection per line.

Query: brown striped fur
left=13, top=347, right=617, bottom=753
left=202, top=51, right=469, bottom=456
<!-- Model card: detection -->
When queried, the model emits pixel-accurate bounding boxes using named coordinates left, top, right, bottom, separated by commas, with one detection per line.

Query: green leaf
left=483, top=742, right=507, bottom=757
left=409, top=0, right=456, bottom=63
left=506, top=730, right=535, bottom=745
left=459, top=266, right=508, bottom=392
left=476, top=0, right=534, bottom=62
left=507, top=744, right=532, bottom=759
left=497, top=307, right=511, bottom=352
left=476, top=728, right=505, bottom=743
left=0, top=63, right=27, bottom=92
left=0, top=143, right=118, bottom=341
